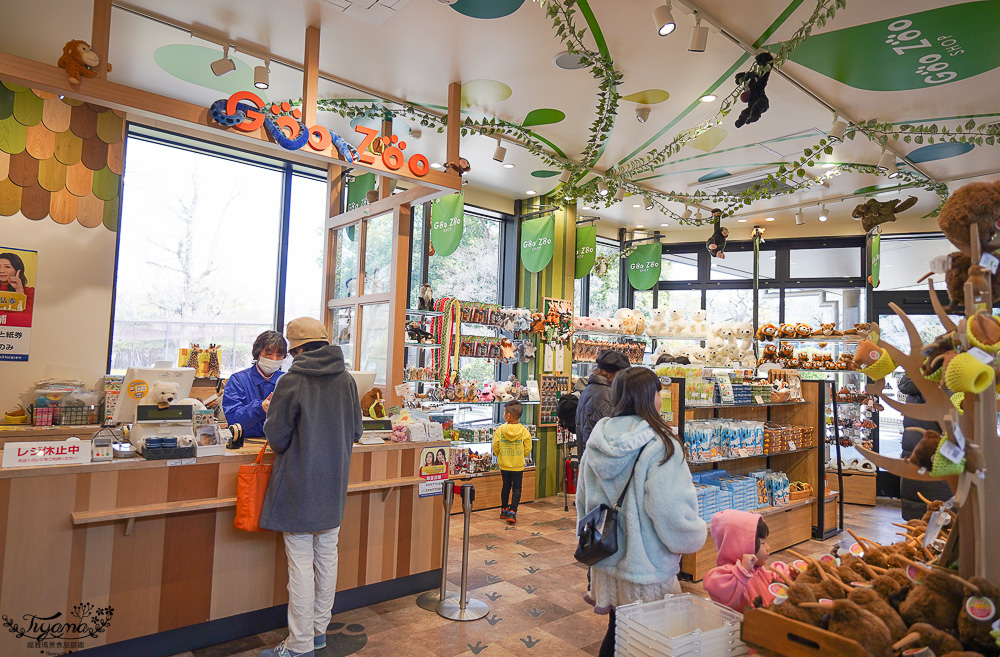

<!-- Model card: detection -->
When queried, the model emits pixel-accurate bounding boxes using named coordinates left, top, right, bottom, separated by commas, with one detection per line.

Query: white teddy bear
left=646, top=308, right=669, bottom=337
left=666, top=309, right=688, bottom=337
left=147, top=380, right=207, bottom=410
left=684, top=309, right=709, bottom=337
left=739, top=350, right=758, bottom=369
left=715, top=322, right=737, bottom=352
left=734, top=321, right=754, bottom=351
left=688, top=346, right=705, bottom=364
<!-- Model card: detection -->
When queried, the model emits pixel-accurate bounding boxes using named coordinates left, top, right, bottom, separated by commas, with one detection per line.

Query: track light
left=253, top=59, right=270, bottom=89
left=493, top=138, right=506, bottom=163
left=615, top=188, right=626, bottom=201
left=598, top=179, right=609, bottom=197
left=559, top=170, right=571, bottom=183
left=828, top=114, right=847, bottom=143
left=876, top=150, right=895, bottom=173
left=694, top=210, right=703, bottom=222
left=644, top=197, right=654, bottom=211
left=818, top=205, right=829, bottom=222
left=688, top=14, right=708, bottom=52
left=882, top=155, right=900, bottom=178
left=795, top=210, right=804, bottom=225
left=410, top=129, right=422, bottom=140
left=635, top=106, right=651, bottom=123
left=211, top=45, right=236, bottom=76
left=653, top=2, right=676, bottom=36
left=681, top=207, right=692, bottom=220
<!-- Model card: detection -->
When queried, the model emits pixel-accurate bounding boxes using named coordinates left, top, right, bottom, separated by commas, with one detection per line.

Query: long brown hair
left=610, top=367, right=680, bottom=463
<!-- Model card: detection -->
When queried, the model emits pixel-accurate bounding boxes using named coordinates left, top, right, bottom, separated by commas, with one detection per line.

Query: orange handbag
left=234, top=443, right=272, bottom=532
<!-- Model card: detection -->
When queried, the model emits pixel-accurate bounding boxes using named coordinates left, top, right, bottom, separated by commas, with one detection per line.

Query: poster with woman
left=0, top=247, right=38, bottom=361
left=419, top=446, right=450, bottom=480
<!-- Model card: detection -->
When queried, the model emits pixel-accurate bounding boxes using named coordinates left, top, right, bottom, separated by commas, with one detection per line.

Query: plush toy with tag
left=360, top=388, right=386, bottom=419
left=58, top=39, right=111, bottom=85
left=685, top=309, right=709, bottom=337
left=666, top=308, right=688, bottom=336
left=146, top=380, right=206, bottom=410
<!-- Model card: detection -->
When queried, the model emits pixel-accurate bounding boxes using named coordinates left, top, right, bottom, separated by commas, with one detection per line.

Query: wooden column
left=386, top=201, right=412, bottom=409
left=379, top=116, right=393, bottom=200
left=446, top=81, right=461, bottom=167
left=91, top=0, right=112, bottom=78
left=302, top=25, right=320, bottom=128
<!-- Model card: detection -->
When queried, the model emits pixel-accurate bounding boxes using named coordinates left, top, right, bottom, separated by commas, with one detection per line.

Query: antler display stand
left=854, top=222, right=994, bottom=581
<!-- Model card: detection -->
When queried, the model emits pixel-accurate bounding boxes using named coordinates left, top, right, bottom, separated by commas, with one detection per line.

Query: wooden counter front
left=0, top=439, right=448, bottom=656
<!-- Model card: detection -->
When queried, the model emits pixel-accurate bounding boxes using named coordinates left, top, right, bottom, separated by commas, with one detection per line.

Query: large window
left=588, top=242, right=621, bottom=318
left=111, top=130, right=327, bottom=376
left=427, top=210, right=502, bottom=304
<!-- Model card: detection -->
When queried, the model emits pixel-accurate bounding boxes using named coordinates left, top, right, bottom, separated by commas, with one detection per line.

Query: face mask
left=258, top=357, right=283, bottom=375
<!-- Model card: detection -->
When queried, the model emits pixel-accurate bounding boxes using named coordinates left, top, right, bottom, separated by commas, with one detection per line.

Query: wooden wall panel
left=210, top=508, right=278, bottom=619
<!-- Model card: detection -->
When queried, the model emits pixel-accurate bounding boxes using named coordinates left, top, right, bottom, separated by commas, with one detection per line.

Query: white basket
left=615, top=593, right=746, bottom=657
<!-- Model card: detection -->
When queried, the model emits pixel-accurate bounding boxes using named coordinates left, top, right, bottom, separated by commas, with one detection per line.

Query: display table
left=449, top=467, right=537, bottom=513
left=0, top=435, right=448, bottom=657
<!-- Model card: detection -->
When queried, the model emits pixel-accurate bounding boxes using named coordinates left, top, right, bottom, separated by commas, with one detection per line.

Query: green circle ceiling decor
left=153, top=45, right=267, bottom=100
left=522, top=108, right=565, bottom=128
left=531, top=170, right=560, bottom=178
left=621, top=89, right=670, bottom=105
left=779, top=2, right=1000, bottom=91
left=689, top=126, right=727, bottom=153
left=906, top=142, right=975, bottom=163
left=450, top=0, right=525, bottom=19
left=698, top=168, right=731, bottom=182
left=460, top=80, right=512, bottom=109
left=349, top=114, right=411, bottom=136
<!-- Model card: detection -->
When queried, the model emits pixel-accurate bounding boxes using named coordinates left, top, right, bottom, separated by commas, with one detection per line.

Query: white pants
left=283, top=527, right=341, bottom=654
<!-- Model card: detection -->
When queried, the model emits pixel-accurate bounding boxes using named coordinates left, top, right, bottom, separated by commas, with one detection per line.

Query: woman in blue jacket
left=222, top=330, right=287, bottom=437
left=577, top=366, right=706, bottom=657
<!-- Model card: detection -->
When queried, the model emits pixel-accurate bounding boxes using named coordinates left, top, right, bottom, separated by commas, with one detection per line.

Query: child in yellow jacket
left=493, top=400, right=533, bottom=524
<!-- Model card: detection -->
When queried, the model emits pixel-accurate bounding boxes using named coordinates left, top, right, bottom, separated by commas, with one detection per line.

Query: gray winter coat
left=259, top=345, right=363, bottom=532
left=576, top=373, right=613, bottom=454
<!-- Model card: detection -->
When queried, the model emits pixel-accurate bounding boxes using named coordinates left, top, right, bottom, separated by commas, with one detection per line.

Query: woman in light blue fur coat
left=577, top=367, right=706, bottom=657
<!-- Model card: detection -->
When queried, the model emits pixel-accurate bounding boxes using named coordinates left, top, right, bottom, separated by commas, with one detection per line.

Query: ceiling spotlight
left=653, top=2, right=676, bottom=36
left=559, top=169, right=571, bottom=183
left=681, top=207, right=692, bottom=220
left=828, top=114, right=847, bottom=143
left=615, top=188, right=626, bottom=201
left=688, top=14, right=709, bottom=52
left=877, top=150, right=895, bottom=173
left=636, top=106, right=651, bottom=123
left=636, top=224, right=645, bottom=229
left=737, top=218, right=748, bottom=223
left=884, top=158, right=900, bottom=178
left=644, top=197, right=655, bottom=211
left=526, top=190, right=536, bottom=195
left=700, top=94, right=717, bottom=103
left=818, top=204, right=829, bottom=222
left=409, top=129, right=422, bottom=140
left=430, top=162, right=444, bottom=170
left=795, top=210, right=804, bottom=225
left=694, top=210, right=703, bottom=222
left=253, top=60, right=270, bottom=89
left=633, top=203, right=641, bottom=208
left=598, top=179, right=609, bottom=197
left=661, top=223, right=669, bottom=227
left=493, top=139, right=506, bottom=163
left=503, top=163, right=515, bottom=169
left=765, top=216, right=775, bottom=222
left=211, top=45, right=236, bottom=76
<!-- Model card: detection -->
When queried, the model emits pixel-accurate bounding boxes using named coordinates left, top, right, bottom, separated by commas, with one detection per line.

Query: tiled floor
left=169, top=496, right=903, bottom=657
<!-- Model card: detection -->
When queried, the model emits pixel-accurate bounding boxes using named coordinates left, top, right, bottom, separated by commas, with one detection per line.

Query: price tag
left=951, top=417, right=967, bottom=449
left=754, top=395, right=764, bottom=404
left=738, top=448, right=750, bottom=458
left=768, top=582, right=788, bottom=605
left=980, top=252, right=1000, bottom=274
left=394, top=383, right=412, bottom=397
left=965, top=596, right=997, bottom=622
left=906, top=565, right=928, bottom=584
left=939, top=439, right=965, bottom=464
left=968, top=347, right=995, bottom=365
left=789, top=440, right=797, bottom=451
left=849, top=542, right=864, bottom=557
left=717, top=374, right=735, bottom=404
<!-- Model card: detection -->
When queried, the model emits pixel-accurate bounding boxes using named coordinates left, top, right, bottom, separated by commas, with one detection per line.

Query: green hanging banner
left=521, top=215, right=555, bottom=273
left=345, top=172, right=376, bottom=213
left=430, top=192, right=465, bottom=257
left=575, top=225, right=597, bottom=279
left=869, top=231, right=881, bottom=288
left=627, top=242, right=662, bottom=290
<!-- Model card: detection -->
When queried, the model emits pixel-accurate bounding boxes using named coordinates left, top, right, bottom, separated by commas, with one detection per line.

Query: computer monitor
left=112, top=367, right=196, bottom=424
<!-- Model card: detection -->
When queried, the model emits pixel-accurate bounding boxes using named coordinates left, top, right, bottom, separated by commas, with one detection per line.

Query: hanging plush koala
left=706, top=214, right=728, bottom=259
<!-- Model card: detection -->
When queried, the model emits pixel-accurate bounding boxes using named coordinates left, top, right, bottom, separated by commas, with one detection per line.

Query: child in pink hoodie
left=703, top=509, right=792, bottom=612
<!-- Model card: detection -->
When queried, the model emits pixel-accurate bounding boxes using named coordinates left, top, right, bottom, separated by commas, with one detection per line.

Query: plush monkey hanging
left=734, top=52, right=774, bottom=128
left=706, top=210, right=728, bottom=259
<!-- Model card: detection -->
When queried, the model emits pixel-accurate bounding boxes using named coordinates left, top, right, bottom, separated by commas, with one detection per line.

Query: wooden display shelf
left=826, top=469, right=877, bottom=506
left=449, top=468, right=536, bottom=513
left=686, top=401, right=810, bottom=410
left=680, top=494, right=837, bottom=581
left=742, top=607, right=870, bottom=657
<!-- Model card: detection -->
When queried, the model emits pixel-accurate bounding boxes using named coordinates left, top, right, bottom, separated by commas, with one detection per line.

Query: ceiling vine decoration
left=278, top=0, right=967, bottom=223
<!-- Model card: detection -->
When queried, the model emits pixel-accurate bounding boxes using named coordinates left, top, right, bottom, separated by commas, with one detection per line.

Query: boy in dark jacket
left=260, top=317, right=363, bottom=657
left=575, top=350, right=630, bottom=456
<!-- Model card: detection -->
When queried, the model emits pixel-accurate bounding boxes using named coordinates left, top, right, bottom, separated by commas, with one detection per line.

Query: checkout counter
left=0, top=424, right=448, bottom=657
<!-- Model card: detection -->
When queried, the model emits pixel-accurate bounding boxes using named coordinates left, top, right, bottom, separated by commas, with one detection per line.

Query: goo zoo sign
left=210, top=91, right=430, bottom=177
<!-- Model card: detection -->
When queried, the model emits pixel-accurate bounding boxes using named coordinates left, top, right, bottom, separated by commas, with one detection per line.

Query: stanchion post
left=437, top=483, right=489, bottom=621
left=416, top=482, right=458, bottom=611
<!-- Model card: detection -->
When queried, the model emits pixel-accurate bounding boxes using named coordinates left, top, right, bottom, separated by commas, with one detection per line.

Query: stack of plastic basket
left=615, top=593, right=748, bottom=657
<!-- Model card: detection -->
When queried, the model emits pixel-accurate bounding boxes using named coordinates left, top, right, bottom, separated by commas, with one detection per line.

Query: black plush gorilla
left=734, top=53, right=774, bottom=128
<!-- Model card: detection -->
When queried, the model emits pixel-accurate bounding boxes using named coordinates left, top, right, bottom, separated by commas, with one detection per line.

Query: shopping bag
left=234, top=443, right=271, bottom=532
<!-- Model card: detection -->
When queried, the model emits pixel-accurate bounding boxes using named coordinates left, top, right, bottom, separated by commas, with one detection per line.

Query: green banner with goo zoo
left=575, top=225, right=597, bottom=279
left=627, top=242, right=661, bottom=290
left=430, top=192, right=464, bottom=257
left=521, top=215, right=555, bottom=273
